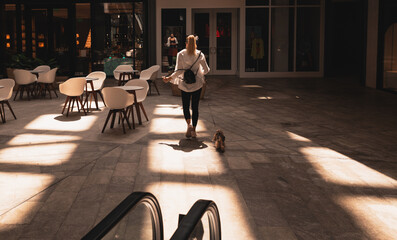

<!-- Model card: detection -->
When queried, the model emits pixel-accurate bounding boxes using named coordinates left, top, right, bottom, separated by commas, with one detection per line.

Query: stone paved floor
left=0, top=76, right=397, bottom=239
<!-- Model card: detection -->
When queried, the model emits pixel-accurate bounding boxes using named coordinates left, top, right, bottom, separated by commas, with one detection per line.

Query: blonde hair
left=186, top=35, right=197, bottom=55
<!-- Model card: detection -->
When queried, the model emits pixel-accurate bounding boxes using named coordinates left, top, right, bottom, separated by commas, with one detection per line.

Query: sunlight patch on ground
left=145, top=183, right=257, bottom=240
left=286, top=131, right=311, bottom=142
left=0, top=143, right=77, bottom=166
left=257, top=96, right=273, bottom=100
left=335, top=195, right=397, bottom=239
left=300, top=147, right=397, bottom=188
left=149, top=118, right=207, bottom=135
left=7, top=134, right=81, bottom=145
left=25, top=114, right=98, bottom=132
left=153, top=104, right=181, bottom=116
left=146, top=139, right=224, bottom=175
left=241, top=85, right=263, bottom=88
left=0, top=172, right=54, bottom=217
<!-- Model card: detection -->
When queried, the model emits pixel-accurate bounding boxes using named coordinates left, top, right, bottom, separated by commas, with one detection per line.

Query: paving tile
left=1, top=77, right=397, bottom=239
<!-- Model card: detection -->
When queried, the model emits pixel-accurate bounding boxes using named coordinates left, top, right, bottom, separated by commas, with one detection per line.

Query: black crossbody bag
left=178, top=51, right=202, bottom=84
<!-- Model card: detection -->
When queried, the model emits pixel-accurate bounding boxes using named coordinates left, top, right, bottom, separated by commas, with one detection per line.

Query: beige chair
left=33, top=65, right=51, bottom=73
left=59, top=77, right=87, bottom=116
left=0, top=79, right=17, bottom=123
left=101, top=87, right=134, bottom=134
left=36, top=68, right=58, bottom=99
left=139, top=65, right=160, bottom=95
left=84, top=71, right=106, bottom=110
left=113, top=65, right=134, bottom=86
left=13, top=69, right=36, bottom=100
left=125, top=79, right=149, bottom=122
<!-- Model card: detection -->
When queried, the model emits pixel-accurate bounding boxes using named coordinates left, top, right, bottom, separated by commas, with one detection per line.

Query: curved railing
left=170, top=200, right=221, bottom=240
left=82, top=192, right=163, bottom=240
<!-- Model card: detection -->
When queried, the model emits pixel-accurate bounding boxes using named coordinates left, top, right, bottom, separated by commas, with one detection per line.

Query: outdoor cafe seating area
left=0, top=64, right=160, bottom=132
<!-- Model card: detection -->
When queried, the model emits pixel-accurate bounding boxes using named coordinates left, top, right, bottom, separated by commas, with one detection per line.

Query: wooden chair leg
left=13, top=86, right=20, bottom=101
left=46, top=84, right=52, bottom=99
left=98, top=91, right=106, bottom=107
left=77, top=96, right=87, bottom=115
left=120, top=112, right=126, bottom=134
left=66, top=97, right=73, bottom=116
left=0, top=103, right=5, bottom=123
left=110, top=110, right=117, bottom=128
left=123, top=109, right=131, bottom=129
left=5, top=101, right=17, bottom=120
left=139, top=102, right=149, bottom=121
left=62, top=96, right=69, bottom=114
left=153, top=81, right=160, bottom=95
left=102, top=110, right=113, bottom=133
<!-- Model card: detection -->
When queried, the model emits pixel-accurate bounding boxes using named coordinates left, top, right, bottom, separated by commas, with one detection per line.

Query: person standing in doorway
left=166, top=33, right=178, bottom=67
left=163, top=35, right=210, bottom=138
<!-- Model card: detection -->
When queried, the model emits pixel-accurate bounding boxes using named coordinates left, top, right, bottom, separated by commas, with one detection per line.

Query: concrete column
left=366, top=0, right=379, bottom=88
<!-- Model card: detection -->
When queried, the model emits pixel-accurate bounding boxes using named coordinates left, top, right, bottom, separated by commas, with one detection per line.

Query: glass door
left=28, top=5, right=72, bottom=75
left=193, top=9, right=237, bottom=75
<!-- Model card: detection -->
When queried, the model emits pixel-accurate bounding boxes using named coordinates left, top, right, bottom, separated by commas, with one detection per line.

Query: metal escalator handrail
left=82, top=192, right=163, bottom=240
left=170, top=200, right=221, bottom=240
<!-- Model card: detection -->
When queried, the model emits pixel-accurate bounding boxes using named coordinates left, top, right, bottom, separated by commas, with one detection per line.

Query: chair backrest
left=33, top=65, right=51, bottom=72
left=59, top=77, right=86, bottom=97
left=0, top=78, right=16, bottom=100
left=139, top=65, right=160, bottom=81
left=148, top=65, right=160, bottom=80
left=13, top=69, right=36, bottom=85
left=38, top=68, right=57, bottom=83
left=102, top=87, right=134, bottom=109
left=125, top=79, right=149, bottom=102
left=86, top=71, right=106, bottom=91
left=113, top=65, right=133, bottom=80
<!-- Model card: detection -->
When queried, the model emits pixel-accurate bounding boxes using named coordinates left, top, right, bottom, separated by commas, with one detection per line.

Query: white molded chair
left=84, top=71, right=107, bottom=109
left=125, top=79, right=149, bottom=122
left=0, top=79, right=17, bottom=123
left=113, top=65, right=134, bottom=86
left=13, top=69, right=36, bottom=100
left=139, top=65, right=160, bottom=95
left=59, top=77, right=87, bottom=116
left=33, top=65, right=51, bottom=73
left=37, top=68, right=58, bottom=99
left=101, top=87, right=134, bottom=133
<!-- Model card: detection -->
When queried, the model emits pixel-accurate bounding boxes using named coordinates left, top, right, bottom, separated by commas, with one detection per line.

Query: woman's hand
left=162, top=76, right=172, bottom=83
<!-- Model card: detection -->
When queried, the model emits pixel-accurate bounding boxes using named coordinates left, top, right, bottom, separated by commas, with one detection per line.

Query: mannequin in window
left=166, top=33, right=178, bottom=67
left=250, top=34, right=264, bottom=71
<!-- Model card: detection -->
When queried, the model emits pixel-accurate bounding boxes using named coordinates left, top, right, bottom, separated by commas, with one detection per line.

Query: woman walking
left=163, top=35, right=210, bottom=138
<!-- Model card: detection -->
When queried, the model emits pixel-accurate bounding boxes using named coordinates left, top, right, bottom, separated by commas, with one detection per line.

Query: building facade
left=0, top=0, right=394, bottom=91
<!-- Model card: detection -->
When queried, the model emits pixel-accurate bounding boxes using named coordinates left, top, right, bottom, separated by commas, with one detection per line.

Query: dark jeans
left=181, top=88, right=202, bottom=127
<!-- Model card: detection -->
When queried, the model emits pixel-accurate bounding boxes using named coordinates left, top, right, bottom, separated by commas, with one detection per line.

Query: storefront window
left=5, top=4, right=17, bottom=53
left=161, top=9, right=186, bottom=73
left=93, top=2, right=145, bottom=76
left=383, top=23, right=397, bottom=90
left=245, top=8, right=269, bottom=72
left=75, top=3, right=91, bottom=75
left=272, top=0, right=294, bottom=5
left=245, top=1, right=321, bottom=73
left=246, top=0, right=269, bottom=6
left=296, top=7, right=320, bottom=71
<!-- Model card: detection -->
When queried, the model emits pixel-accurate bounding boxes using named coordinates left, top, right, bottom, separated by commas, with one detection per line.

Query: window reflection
left=93, top=2, right=145, bottom=76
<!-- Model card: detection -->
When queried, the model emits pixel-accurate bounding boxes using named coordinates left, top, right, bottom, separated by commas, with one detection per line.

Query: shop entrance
left=25, top=5, right=73, bottom=76
left=192, top=9, right=237, bottom=75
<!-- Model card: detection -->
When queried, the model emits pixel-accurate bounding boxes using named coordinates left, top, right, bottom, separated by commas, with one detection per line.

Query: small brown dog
left=212, top=130, right=225, bottom=152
